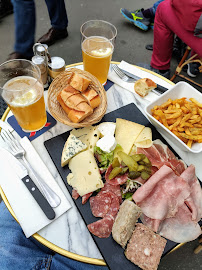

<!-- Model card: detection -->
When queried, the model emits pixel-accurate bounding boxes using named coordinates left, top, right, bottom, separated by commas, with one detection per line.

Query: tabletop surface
left=1, top=63, right=202, bottom=267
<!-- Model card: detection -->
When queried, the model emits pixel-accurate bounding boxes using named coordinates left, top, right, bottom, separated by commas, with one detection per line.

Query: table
left=1, top=62, right=202, bottom=267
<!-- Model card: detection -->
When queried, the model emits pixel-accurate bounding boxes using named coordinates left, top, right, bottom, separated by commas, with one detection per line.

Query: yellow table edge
left=0, top=61, right=182, bottom=266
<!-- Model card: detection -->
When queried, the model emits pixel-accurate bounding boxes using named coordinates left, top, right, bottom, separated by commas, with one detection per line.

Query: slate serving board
left=44, top=103, right=201, bottom=270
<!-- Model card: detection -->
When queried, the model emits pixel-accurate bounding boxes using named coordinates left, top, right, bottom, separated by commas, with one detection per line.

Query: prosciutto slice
left=137, top=139, right=186, bottom=176
left=180, top=165, right=202, bottom=221
left=133, top=165, right=191, bottom=220
left=159, top=204, right=202, bottom=243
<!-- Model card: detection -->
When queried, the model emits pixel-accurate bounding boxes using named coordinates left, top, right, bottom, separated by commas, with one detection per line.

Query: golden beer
left=82, top=36, right=114, bottom=84
left=3, top=76, right=47, bottom=132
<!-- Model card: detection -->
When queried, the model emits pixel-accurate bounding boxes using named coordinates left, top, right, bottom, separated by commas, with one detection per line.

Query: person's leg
left=45, top=0, right=68, bottom=29
left=10, top=0, right=35, bottom=58
left=151, top=0, right=202, bottom=70
left=51, top=253, right=108, bottom=270
left=0, top=202, right=53, bottom=270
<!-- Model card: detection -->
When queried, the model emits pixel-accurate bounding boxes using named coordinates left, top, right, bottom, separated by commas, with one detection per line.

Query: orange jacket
left=171, top=0, right=202, bottom=32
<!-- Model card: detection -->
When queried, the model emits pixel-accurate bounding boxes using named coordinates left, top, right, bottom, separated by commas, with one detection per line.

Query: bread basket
left=47, top=68, right=107, bottom=128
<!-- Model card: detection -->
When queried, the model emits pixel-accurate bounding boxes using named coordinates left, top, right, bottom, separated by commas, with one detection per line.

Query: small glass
left=0, top=59, right=47, bottom=132
left=80, top=20, right=117, bottom=85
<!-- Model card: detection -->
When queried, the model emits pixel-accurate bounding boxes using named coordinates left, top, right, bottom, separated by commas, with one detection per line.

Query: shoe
left=120, top=8, right=150, bottom=31
left=7, top=52, right=32, bottom=60
left=0, top=0, right=13, bottom=20
left=145, top=44, right=153, bottom=51
left=137, top=63, right=170, bottom=79
left=37, top=27, right=68, bottom=46
left=187, top=63, right=200, bottom=77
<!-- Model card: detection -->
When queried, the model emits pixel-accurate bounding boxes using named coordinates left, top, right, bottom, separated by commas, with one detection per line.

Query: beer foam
left=91, top=47, right=112, bottom=57
left=12, top=89, right=37, bottom=106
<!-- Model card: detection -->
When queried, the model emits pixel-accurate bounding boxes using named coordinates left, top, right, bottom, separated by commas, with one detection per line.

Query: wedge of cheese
left=115, top=118, right=145, bottom=154
left=134, top=127, right=152, bottom=148
left=71, top=125, right=100, bottom=152
left=68, top=150, right=104, bottom=196
left=61, top=134, right=87, bottom=167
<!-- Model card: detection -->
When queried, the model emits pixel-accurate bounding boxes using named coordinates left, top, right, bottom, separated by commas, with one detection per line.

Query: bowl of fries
left=145, top=81, right=202, bottom=153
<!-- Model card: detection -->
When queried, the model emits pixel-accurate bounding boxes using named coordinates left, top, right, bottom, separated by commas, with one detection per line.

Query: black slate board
left=44, top=103, right=201, bottom=270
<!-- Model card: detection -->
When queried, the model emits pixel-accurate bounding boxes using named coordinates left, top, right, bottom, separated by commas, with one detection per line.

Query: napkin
left=108, top=60, right=173, bottom=104
left=0, top=136, right=71, bottom=238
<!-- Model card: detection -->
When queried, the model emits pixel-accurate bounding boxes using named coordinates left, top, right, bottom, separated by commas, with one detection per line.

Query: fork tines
left=1, top=129, right=21, bottom=152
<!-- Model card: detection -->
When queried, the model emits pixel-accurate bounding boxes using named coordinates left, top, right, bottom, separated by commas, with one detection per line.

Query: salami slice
left=72, top=188, right=80, bottom=200
left=82, top=192, right=93, bottom=205
left=105, top=164, right=128, bottom=186
left=87, top=215, right=114, bottom=238
left=106, top=191, right=120, bottom=218
left=90, top=191, right=112, bottom=217
left=101, top=182, right=122, bottom=203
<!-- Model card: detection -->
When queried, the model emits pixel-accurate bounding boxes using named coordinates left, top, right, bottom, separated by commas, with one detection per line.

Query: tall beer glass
left=81, top=20, right=117, bottom=85
left=0, top=59, right=47, bottom=132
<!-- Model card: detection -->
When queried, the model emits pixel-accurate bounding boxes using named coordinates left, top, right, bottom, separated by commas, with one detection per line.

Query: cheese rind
left=68, top=150, right=104, bottom=196
left=61, top=134, right=87, bottom=167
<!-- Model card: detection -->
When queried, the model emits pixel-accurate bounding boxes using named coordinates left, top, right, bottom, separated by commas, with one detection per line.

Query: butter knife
left=4, top=149, right=56, bottom=220
left=120, top=68, right=169, bottom=94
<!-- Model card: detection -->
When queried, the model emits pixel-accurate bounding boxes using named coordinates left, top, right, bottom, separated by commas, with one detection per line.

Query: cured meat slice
left=87, top=215, right=114, bottom=238
left=137, top=139, right=186, bottom=176
left=101, top=182, right=122, bottom=203
left=82, top=192, right=93, bottom=205
left=105, top=164, right=128, bottom=186
left=133, top=165, right=191, bottom=220
left=140, top=214, right=162, bottom=233
left=180, top=165, right=202, bottom=221
left=72, top=188, right=80, bottom=200
left=159, top=204, right=202, bottom=243
left=106, top=191, right=120, bottom=218
left=90, top=191, right=112, bottom=218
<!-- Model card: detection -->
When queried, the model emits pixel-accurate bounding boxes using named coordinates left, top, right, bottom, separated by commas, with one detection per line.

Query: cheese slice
left=134, top=127, right=153, bottom=148
left=115, top=118, right=145, bottom=154
left=71, top=125, right=100, bottom=152
left=68, top=150, right=104, bottom=196
left=61, top=134, right=87, bottom=167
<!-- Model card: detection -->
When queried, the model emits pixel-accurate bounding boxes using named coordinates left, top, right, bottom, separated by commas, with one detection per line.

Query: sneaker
left=120, top=8, right=150, bottom=31
left=137, top=63, right=170, bottom=79
left=187, top=63, right=200, bottom=78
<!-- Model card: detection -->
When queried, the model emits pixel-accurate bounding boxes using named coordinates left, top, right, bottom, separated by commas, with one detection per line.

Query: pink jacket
left=171, top=0, right=202, bottom=32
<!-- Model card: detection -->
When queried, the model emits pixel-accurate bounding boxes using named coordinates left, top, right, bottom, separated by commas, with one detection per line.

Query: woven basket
left=47, top=68, right=107, bottom=128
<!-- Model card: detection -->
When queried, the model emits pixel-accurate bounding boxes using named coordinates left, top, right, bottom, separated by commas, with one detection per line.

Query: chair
left=170, top=46, right=202, bottom=88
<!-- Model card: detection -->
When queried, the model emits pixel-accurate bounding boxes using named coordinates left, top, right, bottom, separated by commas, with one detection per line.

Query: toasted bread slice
left=134, top=78, right=157, bottom=97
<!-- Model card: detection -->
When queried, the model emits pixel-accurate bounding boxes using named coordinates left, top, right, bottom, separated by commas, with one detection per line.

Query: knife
left=120, top=68, right=169, bottom=94
left=4, top=149, right=56, bottom=220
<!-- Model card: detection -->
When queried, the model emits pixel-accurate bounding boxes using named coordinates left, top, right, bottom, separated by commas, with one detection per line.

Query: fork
left=0, top=129, right=61, bottom=208
left=112, top=64, right=162, bottom=96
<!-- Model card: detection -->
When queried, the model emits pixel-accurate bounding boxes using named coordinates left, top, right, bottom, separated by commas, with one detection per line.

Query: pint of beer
left=0, top=60, right=47, bottom=132
left=81, top=20, right=117, bottom=85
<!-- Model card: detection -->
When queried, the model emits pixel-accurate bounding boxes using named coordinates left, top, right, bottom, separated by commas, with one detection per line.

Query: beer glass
left=0, top=59, right=47, bottom=132
left=80, top=20, right=117, bottom=85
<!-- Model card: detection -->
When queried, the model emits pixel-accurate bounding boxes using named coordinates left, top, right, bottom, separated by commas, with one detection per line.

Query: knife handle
left=22, top=175, right=56, bottom=220
left=156, top=84, right=168, bottom=93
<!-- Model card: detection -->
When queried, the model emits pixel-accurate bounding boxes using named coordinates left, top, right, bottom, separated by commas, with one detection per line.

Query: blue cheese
left=61, top=134, right=87, bottom=167
left=68, top=150, right=104, bottom=196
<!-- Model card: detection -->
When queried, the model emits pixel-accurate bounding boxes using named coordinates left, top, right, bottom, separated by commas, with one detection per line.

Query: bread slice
left=82, top=89, right=101, bottom=109
left=57, top=92, right=71, bottom=115
left=62, top=85, right=80, bottom=100
left=65, top=94, right=88, bottom=109
left=134, top=78, right=157, bottom=97
left=70, top=73, right=91, bottom=92
left=68, top=102, right=93, bottom=123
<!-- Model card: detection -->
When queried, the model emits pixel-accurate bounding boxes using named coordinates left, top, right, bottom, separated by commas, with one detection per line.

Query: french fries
left=151, top=97, right=202, bottom=148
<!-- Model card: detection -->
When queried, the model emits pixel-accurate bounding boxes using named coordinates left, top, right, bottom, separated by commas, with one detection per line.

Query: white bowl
left=145, top=82, right=202, bottom=153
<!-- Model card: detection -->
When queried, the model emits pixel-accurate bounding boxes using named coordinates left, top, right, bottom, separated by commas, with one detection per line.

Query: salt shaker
left=32, top=43, right=49, bottom=88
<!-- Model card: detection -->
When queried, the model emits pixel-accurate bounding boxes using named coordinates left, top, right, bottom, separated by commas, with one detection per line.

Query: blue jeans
left=11, top=0, right=68, bottom=57
left=0, top=202, right=108, bottom=270
left=152, top=0, right=164, bottom=16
